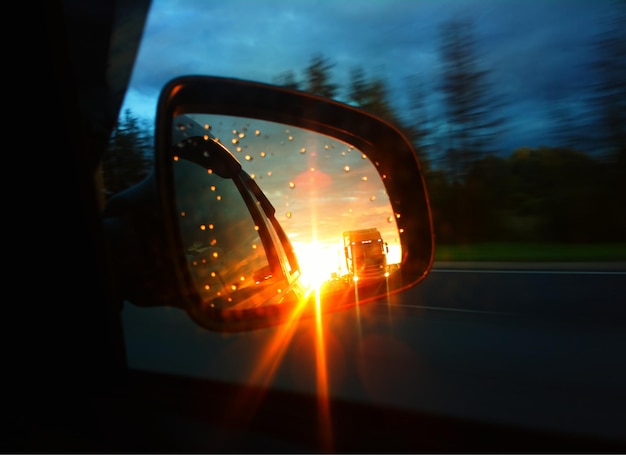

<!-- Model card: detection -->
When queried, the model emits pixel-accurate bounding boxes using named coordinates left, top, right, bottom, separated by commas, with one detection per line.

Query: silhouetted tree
left=504, top=147, right=608, bottom=242
left=102, top=108, right=153, bottom=201
left=438, top=17, right=506, bottom=182
left=347, top=66, right=398, bottom=123
left=404, top=73, right=436, bottom=165
left=588, top=3, right=626, bottom=158
left=586, top=3, right=626, bottom=240
left=347, top=66, right=368, bottom=106
left=272, top=69, right=300, bottom=90
left=303, top=54, right=338, bottom=99
left=347, top=66, right=430, bottom=169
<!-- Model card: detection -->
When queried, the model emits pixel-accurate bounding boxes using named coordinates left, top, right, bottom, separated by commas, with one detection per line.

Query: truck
left=342, top=228, right=388, bottom=282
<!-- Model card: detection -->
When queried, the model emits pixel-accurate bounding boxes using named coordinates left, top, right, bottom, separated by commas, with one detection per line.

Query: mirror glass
left=171, top=113, right=402, bottom=314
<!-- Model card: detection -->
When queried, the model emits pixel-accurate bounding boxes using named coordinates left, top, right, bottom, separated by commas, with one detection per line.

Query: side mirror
left=105, top=75, right=433, bottom=331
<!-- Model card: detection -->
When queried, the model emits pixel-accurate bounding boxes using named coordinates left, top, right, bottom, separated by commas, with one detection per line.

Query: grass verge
left=433, top=243, right=626, bottom=262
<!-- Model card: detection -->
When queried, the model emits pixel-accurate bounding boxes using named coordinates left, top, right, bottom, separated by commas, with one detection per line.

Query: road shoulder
left=432, top=261, right=626, bottom=271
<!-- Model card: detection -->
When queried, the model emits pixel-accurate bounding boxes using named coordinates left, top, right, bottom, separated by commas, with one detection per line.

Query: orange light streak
left=224, top=290, right=311, bottom=426
left=313, top=286, right=333, bottom=451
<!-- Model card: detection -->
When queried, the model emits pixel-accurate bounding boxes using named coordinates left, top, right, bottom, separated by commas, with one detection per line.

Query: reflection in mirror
left=171, top=113, right=402, bottom=315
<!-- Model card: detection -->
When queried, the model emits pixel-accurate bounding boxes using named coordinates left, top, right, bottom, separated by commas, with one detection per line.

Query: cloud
left=122, top=0, right=620, bottom=155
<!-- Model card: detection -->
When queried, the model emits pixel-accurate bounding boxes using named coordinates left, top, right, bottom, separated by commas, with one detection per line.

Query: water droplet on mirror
left=232, top=138, right=239, bottom=145
left=288, top=181, right=296, bottom=189
left=286, top=212, right=292, bottom=218
left=370, top=196, right=376, bottom=201
left=343, top=165, right=350, bottom=172
left=245, top=155, right=253, bottom=161
left=361, top=176, right=368, bottom=181
left=300, top=147, right=306, bottom=154
left=288, top=136, right=293, bottom=141
left=255, top=130, right=261, bottom=136
left=260, top=151, right=266, bottom=157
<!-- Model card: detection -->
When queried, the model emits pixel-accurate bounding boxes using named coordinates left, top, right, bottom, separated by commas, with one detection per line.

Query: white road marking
left=432, top=268, right=626, bottom=275
left=392, top=303, right=507, bottom=315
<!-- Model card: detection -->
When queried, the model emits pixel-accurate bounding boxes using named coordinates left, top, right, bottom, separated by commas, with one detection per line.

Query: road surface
left=122, top=263, right=626, bottom=445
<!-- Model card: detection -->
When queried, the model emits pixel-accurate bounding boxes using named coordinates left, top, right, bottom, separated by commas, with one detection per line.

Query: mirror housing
left=105, top=75, right=434, bottom=331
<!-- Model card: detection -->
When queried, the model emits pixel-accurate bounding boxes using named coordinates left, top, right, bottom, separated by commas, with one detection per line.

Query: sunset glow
left=293, top=241, right=343, bottom=288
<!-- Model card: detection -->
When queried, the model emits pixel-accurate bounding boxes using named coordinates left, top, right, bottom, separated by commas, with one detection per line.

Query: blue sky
left=122, top=0, right=621, bottom=156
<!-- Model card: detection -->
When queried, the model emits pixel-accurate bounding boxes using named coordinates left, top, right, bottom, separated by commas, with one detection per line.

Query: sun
left=293, top=241, right=340, bottom=289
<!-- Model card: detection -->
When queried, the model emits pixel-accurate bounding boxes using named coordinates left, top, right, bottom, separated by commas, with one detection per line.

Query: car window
left=112, top=0, right=625, bottom=265
left=111, top=0, right=626, bottom=447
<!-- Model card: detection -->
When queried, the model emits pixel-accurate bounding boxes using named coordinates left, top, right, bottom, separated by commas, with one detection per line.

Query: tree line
left=103, top=12, right=625, bottom=244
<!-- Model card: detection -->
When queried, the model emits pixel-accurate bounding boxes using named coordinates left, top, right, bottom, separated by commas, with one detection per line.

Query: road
left=413, top=261, right=626, bottom=325
left=122, top=263, right=626, bottom=445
